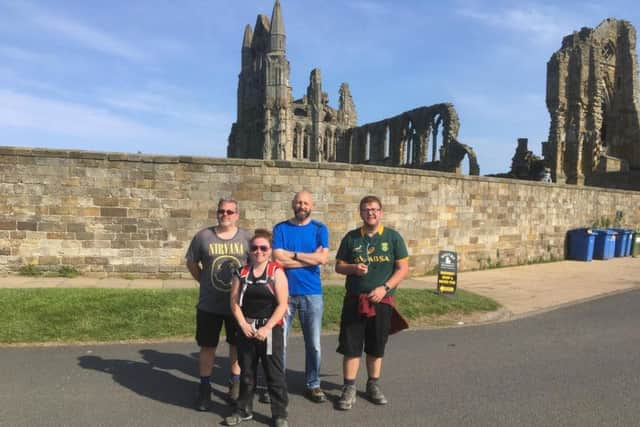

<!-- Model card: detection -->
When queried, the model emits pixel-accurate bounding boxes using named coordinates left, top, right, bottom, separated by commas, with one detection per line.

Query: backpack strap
left=238, top=265, right=252, bottom=307
left=264, top=261, right=281, bottom=295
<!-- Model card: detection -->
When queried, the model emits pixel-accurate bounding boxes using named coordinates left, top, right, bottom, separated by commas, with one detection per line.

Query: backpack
left=238, top=261, right=281, bottom=308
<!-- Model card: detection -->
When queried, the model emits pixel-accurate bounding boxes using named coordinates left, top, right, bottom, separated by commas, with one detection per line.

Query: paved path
left=2, top=290, right=640, bottom=426
left=2, top=257, right=639, bottom=319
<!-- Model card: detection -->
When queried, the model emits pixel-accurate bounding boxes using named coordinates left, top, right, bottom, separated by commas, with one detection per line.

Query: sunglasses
left=217, top=209, right=236, bottom=215
left=250, top=245, right=270, bottom=252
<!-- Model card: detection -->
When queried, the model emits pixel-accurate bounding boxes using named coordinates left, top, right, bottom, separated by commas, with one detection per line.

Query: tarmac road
left=2, top=289, right=639, bottom=427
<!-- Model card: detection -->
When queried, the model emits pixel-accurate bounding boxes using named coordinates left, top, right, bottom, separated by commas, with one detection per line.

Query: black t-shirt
left=241, top=265, right=278, bottom=319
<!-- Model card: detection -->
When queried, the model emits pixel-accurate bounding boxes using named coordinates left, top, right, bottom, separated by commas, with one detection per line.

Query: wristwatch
left=293, top=252, right=298, bottom=260
left=383, top=283, right=391, bottom=293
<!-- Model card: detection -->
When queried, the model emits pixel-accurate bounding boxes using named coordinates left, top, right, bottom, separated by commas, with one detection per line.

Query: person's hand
left=240, top=320, right=255, bottom=338
left=368, top=286, right=386, bottom=303
left=354, top=263, right=368, bottom=276
left=254, top=326, right=271, bottom=341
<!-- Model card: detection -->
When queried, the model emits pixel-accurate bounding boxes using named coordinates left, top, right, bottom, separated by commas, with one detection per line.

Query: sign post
left=437, top=250, right=458, bottom=294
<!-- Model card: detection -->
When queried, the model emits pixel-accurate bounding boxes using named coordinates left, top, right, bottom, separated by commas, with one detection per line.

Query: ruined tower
left=228, top=0, right=357, bottom=161
left=546, top=18, right=640, bottom=184
left=227, top=1, right=478, bottom=175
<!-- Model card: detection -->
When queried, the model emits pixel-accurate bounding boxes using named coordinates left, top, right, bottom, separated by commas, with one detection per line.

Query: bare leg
left=229, top=344, right=240, bottom=376
left=199, top=346, right=216, bottom=376
left=365, top=355, right=382, bottom=379
left=343, top=356, right=360, bottom=380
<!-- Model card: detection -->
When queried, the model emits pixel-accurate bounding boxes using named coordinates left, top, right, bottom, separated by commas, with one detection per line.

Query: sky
left=1, top=0, right=639, bottom=174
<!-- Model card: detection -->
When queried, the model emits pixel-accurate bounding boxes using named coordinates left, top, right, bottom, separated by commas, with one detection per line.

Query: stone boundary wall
left=586, top=171, right=640, bottom=191
left=1, top=146, right=639, bottom=278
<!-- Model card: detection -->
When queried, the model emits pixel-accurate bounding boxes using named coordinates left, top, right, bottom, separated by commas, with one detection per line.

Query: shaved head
left=291, top=190, right=314, bottom=223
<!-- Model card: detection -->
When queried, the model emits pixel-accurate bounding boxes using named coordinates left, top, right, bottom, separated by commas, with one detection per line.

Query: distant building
left=228, top=0, right=479, bottom=175
left=227, top=0, right=356, bottom=162
left=546, top=18, right=640, bottom=185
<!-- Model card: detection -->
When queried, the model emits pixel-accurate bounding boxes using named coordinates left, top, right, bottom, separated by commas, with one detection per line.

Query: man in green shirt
left=334, top=195, right=409, bottom=411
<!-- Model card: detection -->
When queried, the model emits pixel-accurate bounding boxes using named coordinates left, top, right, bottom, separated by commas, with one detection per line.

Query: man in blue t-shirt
left=273, top=190, right=329, bottom=403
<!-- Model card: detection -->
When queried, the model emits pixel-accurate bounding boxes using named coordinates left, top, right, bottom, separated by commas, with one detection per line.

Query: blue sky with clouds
left=1, top=0, right=639, bottom=174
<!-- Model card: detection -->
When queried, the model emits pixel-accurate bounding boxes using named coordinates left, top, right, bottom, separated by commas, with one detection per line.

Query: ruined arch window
left=432, top=116, right=443, bottom=162
left=303, top=132, right=310, bottom=159
left=274, top=66, right=282, bottom=84
left=405, top=121, right=416, bottom=165
left=602, top=41, right=615, bottom=61
left=384, top=126, right=390, bottom=158
left=365, top=131, right=371, bottom=161
left=293, top=132, right=299, bottom=159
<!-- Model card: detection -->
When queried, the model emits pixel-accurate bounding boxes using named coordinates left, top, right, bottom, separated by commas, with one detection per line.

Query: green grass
left=18, top=264, right=80, bottom=278
left=0, top=287, right=499, bottom=344
left=18, top=264, right=43, bottom=276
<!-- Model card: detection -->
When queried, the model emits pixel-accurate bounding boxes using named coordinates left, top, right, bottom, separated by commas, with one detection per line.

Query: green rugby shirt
left=336, top=225, right=409, bottom=295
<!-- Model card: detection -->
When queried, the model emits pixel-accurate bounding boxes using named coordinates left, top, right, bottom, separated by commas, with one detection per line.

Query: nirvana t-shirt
left=185, top=227, right=251, bottom=315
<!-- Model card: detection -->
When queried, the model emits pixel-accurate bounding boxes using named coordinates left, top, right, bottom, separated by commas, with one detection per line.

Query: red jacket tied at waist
left=352, top=293, right=409, bottom=335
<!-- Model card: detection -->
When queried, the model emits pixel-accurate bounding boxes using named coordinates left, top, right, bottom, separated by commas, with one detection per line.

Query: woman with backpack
left=226, top=229, right=290, bottom=427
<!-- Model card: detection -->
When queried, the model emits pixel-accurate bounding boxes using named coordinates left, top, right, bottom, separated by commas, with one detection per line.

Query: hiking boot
left=336, top=385, right=356, bottom=410
left=195, top=382, right=211, bottom=411
left=224, top=410, right=253, bottom=426
left=228, top=379, right=240, bottom=402
left=366, top=380, right=388, bottom=405
left=273, top=417, right=289, bottom=427
left=305, top=387, right=327, bottom=403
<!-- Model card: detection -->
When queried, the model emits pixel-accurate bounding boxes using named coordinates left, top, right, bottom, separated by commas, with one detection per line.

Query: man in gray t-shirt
left=186, top=198, right=251, bottom=411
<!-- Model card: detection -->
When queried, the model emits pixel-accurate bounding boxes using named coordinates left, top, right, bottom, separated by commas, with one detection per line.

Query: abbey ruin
left=546, top=18, right=640, bottom=188
left=501, top=18, right=640, bottom=189
left=227, top=0, right=479, bottom=175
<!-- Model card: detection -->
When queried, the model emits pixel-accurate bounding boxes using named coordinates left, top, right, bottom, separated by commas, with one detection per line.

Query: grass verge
left=0, top=287, right=499, bottom=344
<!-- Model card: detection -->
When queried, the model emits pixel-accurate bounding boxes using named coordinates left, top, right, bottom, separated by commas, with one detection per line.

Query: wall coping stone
left=1, top=145, right=638, bottom=195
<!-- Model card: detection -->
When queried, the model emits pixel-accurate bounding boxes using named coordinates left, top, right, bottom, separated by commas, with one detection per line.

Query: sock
left=344, top=378, right=356, bottom=387
left=200, top=376, right=211, bottom=386
left=368, top=377, right=379, bottom=384
left=230, top=374, right=240, bottom=383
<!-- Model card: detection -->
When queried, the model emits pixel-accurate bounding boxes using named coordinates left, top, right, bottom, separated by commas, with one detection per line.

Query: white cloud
left=0, top=44, right=52, bottom=63
left=0, top=89, right=160, bottom=139
left=457, top=4, right=578, bottom=45
left=98, top=87, right=233, bottom=128
left=0, top=89, right=231, bottom=157
left=2, top=0, right=148, bottom=62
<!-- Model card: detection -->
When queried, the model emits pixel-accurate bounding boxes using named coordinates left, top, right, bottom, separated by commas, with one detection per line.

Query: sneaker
left=224, top=410, right=253, bottom=426
left=305, top=387, right=327, bottom=403
left=366, top=380, right=388, bottom=405
left=336, top=385, right=356, bottom=410
left=273, top=417, right=289, bottom=427
left=228, top=379, right=240, bottom=402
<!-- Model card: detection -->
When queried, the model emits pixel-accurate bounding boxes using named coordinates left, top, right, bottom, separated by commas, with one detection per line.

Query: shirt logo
left=381, top=242, right=389, bottom=252
left=211, top=255, right=241, bottom=292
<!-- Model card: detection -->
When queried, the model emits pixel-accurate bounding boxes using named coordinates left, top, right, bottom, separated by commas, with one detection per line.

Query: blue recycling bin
left=611, top=228, right=632, bottom=257
left=567, top=228, right=595, bottom=261
left=593, top=229, right=616, bottom=260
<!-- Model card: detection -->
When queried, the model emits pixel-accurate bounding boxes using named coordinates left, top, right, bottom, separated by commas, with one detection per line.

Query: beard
left=294, top=208, right=311, bottom=221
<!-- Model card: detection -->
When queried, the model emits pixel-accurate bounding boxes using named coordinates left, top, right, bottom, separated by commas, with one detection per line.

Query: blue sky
left=1, top=0, right=639, bottom=174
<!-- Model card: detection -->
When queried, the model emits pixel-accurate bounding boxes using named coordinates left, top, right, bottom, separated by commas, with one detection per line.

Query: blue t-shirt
left=272, top=219, right=329, bottom=296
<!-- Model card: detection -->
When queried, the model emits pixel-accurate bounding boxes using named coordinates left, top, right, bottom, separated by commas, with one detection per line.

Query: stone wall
left=1, top=146, right=639, bottom=278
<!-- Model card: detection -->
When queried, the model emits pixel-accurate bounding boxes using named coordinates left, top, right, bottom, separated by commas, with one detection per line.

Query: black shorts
left=196, top=309, right=238, bottom=348
left=336, top=295, right=392, bottom=358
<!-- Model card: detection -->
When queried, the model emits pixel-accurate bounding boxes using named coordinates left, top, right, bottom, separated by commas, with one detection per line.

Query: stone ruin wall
left=1, top=146, right=639, bottom=279
left=342, top=104, right=480, bottom=175
left=546, top=18, right=640, bottom=185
